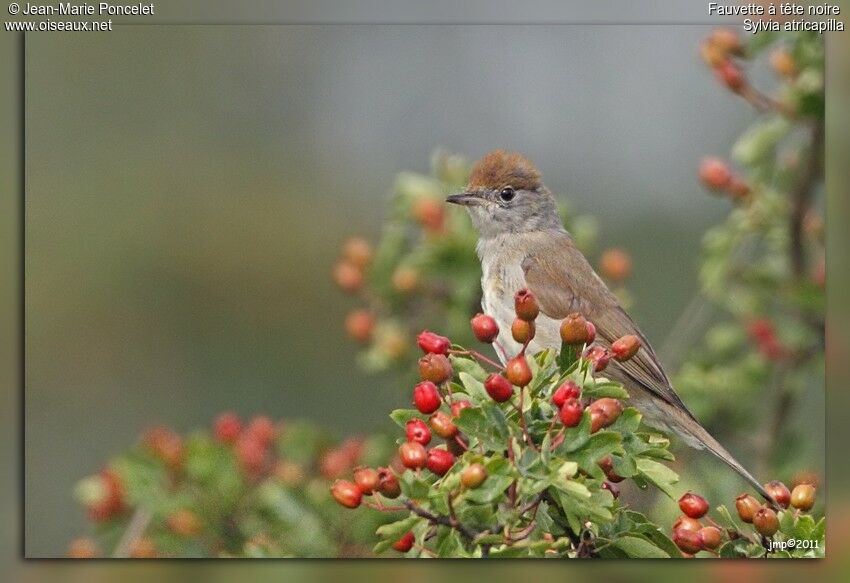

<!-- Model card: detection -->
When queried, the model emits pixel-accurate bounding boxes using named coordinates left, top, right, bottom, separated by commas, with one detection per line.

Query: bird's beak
left=445, top=192, right=482, bottom=206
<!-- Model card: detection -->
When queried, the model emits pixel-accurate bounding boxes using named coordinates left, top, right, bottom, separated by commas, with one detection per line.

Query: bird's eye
left=499, top=187, right=516, bottom=202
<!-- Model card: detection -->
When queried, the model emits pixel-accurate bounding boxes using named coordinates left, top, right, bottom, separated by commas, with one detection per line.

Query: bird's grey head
left=446, top=150, right=562, bottom=238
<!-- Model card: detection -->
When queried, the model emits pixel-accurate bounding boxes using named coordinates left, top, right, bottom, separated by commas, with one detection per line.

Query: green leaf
left=373, top=515, right=420, bottom=553
left=558, top=343, right=578, bottom=372
left=464, top=474, right=514, bottom=504
left=458, top=371, right=490, bottom=403
left=609, top=535, right=671, bottom=558
left=635, top=458, right=679, bottom=498
left=450, top=355, right=488, bottom=383
left=399, top=471, right=431, bottom=501
left=583, top=381, right=629, bottom=400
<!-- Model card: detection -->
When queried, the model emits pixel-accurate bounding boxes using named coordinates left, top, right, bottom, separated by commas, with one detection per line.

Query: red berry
left=418, top=353, right=453, bottom=384
left=413, top=381, right=442, bottom=414
left=504, top=355, right=533, bottom=388
left=678, top=492, right=710, bottom=519
left=376, top=467, right=401, bottom=498
left=142, top=426, right=184, bottom=469
left=602, top=481, right=620, bottom=499
left=413, top=197, right=446, bottom=232
left=80, top=469, right=126, bottom=522
left=332, top=261, right=363, bottom=293
left=558, top=398, right=583, bottom=427
left=236, top=434, right=267, bottom=475
left=345, top=309, right=375, bottom=343
left=560, top=313, right=590, bottom=345
left=714, top=60, right=746, bottom=93
left=342, top=237, right=373, bottom=269
left=471, top=313, right=499, bottom=343
left=514, top=288, right=540, bottom=321
left=790, top=484, right=816, bottom=511
left=484, top=373, right=514, bottom=402
left=753, top=506, right=779, bottom=537
left=461, top=463, right=487, bottom=489
left=600, top=248, right=632, bottom=282
left=399, top=441, right=427, bottom=469
left=167, top=510, right=201, bottom=537
left=585, top=345, right=611, bottom=373
left=763, top=480, right=791, bottom=509
left=699, top=157, right=732, bottom=191
left=589, top=398, right=623, bottom=432
left=429, top=411, right=458, bottom=439
left=585, top=321, right=597, bottom=344
left=353, top=467, right=381, bottom=495
left=735, top=493, right=760, bottom=523
left=673, top=515, right=702, bottom=533
left=552, top=381, right=580, bottom=408
left=417, top=330, right=451, bottom=355
left=597, top=455, right=624, bottom=483
left=330, top=480, right=363, bottom=509
left=728, top=177, right=751, bottom=199
left=511, top=318, right=536, bottom=344
left=213, top=412, right=241, bottom=444
left=246, top=416, right=276, bottom=447
left=392, top=531, right=415, bottom=553
left=450, top=400, right=472, bottom=417
left=699, top=526, right=722, bottom=550
left=425, top=448, right=455, bottom=476
left=67, top=537, right=99, bottom=558
left=611, top=335, right=640, bottom=361
left=405, top=418, right=432, bottom=446
left=672, top=528, right=704, bottom=555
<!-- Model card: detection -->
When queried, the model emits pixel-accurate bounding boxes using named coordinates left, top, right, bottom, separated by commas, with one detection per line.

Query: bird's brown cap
left=467, top=150, right=542, bottom=192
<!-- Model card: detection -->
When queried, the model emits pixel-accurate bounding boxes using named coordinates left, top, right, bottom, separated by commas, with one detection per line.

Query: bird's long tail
left=661, top=402, right=778, bottom=507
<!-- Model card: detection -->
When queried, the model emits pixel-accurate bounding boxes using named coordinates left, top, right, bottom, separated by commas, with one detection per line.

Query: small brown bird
left=447, top=149, right=773, bottom=503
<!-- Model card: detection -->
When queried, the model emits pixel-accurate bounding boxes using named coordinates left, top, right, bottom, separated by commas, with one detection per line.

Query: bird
left=446, top=149, right=774, bottom=503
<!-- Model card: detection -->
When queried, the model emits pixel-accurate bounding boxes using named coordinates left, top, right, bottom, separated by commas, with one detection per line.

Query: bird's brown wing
left=521, top=231, right=696, bottom=419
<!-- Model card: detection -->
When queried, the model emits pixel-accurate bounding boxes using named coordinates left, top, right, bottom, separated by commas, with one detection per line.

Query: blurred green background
left=21, top=25, right=814, bottom=557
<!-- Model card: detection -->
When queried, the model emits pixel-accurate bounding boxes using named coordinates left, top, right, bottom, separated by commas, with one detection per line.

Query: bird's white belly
left=480, top=261, right=561, bottom=364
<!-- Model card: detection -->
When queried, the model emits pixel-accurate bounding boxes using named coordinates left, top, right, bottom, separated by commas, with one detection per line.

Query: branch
left=403, top=500, right=479, bottom=543
left=789, top=121, right=824, bottom=279
left=112, top=507, right=152, bottom=558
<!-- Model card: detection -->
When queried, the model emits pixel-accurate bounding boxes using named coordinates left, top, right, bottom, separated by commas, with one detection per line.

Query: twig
left=449, top=349, right=503, bottom=371
left=112, top=507, right=152, bottom=558
left=403, top=500, right=479, bottom=543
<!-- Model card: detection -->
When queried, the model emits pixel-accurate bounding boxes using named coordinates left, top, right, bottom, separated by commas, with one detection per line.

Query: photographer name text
left=18, top=2, right=153, bottom=16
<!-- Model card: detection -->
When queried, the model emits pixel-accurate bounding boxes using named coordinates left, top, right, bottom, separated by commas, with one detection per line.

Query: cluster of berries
left=669, top=479, right=818, bottom=557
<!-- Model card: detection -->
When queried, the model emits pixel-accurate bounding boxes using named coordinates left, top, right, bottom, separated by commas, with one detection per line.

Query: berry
left=461, top=463, right=488, bottom=489
left=484, top=373, right=514, bottom=402
left=611, top=335, right=640, bottom=361
left=377, top=467, right=401, bottom=498
left=672, top=528, right=704, bottom=555
left=560, top=313, right=590, bottom=345
left=700, top=39, right=725, bottom=67
left=505, top=355, right=533, bottom=387
left=236, top=434, right=267, bottom=475
left=77, top=468, right=126, bottom=522
left=417, top=330, right=451, bottom=355
left=790, top=483, right=816, bottom=511
left=710, top=28, right=743, bottom=56
left=698, top=526, right=722, bottom=550
left=558, top=398, right=583, bottom=427
left=511, top=318, right=536, bottom=344
left=770, top=49, right=797, bottom=78
left=714, top=60, right=745, bottom=93
left=678, top=492, right=710, bottom=519
left=597, top=455, right=624, bottom=483
left=418, top=353, right=453, bottom=384
left=342, top=237, right=373, bottom=269
left=735, top=493, right=760, bottom=523
left=67, top=537, right=98, bottom=559
left=213, top=412, right=241, bottom=444
left=392, top=267, right=420, bottom=294
left=405, top=418, right=432, bottom=445
left=728, top=177, right=751, bottom=199
left=588, top=398, right=623, bottom=433
left=673, top=515, right=702, bottom=533
left=471, top=313, right=499, bottom=343
left=142, top=426, right=184, bottom=469
left=552, top=380, right=581, bottom=408
left=168, top=510, right=201, bottom=537
left=353, top=467, right=381, bottom=495
left=763, top=480, right=791, bottom=509
left=413, top=381, right=442, bottom=414
left=585, top=345, right=611, bottom=373
left=585, top=321, right=597, bottom=344
left=392, top=531, right=415, bottom=553
left=699, top=157, right=732, bottom=191
left=426, top=448, right=456, bottom=476
left=345, top=310, right=375, bottom=343
left=514, top=288, right=540, bottom=321
left=331, top=480, right=363, bottom=509
left=600, top=248, right=631, bottom=281
left=129, top=537, right=157, bottom=559
left=413, top=197, right=446, bottom=232
left=246, top=415, right=276, bottom=447
left=602, top=481, right=620, bottom=499
left=399, top=441, right=427, bottom=469
left=450, top=400, right=472, bottom=417
left=333, top=261, right=363, bottom=293
left=429, top=411, right=458, bottom=439
left=753, top=506, right=779, bottom=537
